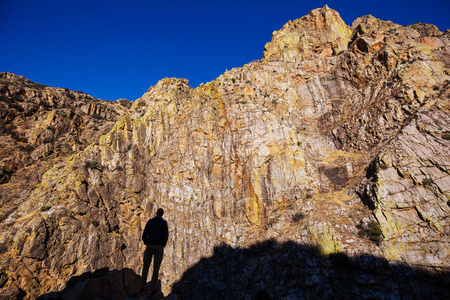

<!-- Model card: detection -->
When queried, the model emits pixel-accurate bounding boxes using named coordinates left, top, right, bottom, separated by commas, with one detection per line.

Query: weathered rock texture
left=263, top=5, right=352, bottom=62
left=0, top=6, right=449, bottom=299
left=0, top=72, right=130, bottom=223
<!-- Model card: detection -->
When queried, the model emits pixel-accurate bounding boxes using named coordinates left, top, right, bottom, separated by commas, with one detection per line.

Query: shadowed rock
left=172, top=240, right=450, bottom=300
left=37, top=268, right=140, bottom=300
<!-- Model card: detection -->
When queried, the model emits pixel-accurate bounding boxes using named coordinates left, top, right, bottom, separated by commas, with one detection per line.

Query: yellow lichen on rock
left=308, top=222, right=344, bottom=255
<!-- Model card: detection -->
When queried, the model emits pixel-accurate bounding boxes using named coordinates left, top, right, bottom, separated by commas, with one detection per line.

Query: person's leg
left=140, top=246, right=154, bottom=291
left=150, top=246, right=164, bottom=290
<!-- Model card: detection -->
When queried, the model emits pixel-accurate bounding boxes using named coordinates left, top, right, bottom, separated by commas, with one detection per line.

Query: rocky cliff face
left=0, top=72, right=130, bottom=224
left=0, top=6, right=449, bottom=299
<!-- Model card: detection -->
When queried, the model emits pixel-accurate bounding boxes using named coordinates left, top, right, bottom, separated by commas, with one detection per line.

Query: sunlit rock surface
left=0, top=6, right=449, bottom=299
left=263, top=6, right=352, bottom=62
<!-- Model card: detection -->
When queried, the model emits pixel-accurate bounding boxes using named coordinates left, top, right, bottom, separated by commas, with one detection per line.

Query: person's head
left=156, top=208, right=164, bottom=217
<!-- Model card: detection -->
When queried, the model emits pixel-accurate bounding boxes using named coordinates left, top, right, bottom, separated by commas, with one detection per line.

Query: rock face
left=0, top=6, right=449, bottom=299
left=0, top=72, right=130, bottom=223
left=357, top=106, right=450, bottom=266
left=263, top=5, right=352, bottom=62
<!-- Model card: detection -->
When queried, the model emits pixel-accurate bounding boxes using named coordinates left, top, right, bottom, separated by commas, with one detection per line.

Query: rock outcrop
left=0, top=72, right=130, bottom=223
left=263, top=5, right=352, bottom=62
left=0, top=6, right=449, bottom=299
left=357, top=105, right=450, bottom=266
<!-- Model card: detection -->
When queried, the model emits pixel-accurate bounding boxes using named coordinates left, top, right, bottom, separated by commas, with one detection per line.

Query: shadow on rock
left=37, top=267, right=141, bottom=300
left=171, top=240, right=450, bottom=300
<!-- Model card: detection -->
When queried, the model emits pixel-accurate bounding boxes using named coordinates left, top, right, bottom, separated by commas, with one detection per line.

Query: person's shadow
left=171, top=239, right=450, bottom=300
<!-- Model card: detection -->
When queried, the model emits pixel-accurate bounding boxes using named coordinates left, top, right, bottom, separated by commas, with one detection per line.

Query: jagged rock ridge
left=0, top=6, right=449, bottom=299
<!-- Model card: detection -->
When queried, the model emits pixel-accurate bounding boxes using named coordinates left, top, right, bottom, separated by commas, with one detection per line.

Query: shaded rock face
left=0, top=6, right=449, bottom=299
left=36, top=268, right=141, bottom=300
left=172, top=240, right=449, bottom=300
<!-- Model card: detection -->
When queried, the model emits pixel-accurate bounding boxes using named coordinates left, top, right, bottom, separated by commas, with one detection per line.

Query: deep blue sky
left=1, top=0, right=449, bottom=100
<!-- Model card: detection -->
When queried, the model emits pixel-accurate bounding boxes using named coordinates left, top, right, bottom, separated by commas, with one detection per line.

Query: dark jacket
left=142, top=216, right=169, bottom=247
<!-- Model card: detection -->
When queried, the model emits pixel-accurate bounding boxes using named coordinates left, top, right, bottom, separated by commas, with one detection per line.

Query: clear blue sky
left=1, top=0, right=449, bottom=100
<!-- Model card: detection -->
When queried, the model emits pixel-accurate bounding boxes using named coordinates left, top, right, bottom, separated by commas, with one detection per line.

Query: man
left=140, top=208, right=169, bottom=292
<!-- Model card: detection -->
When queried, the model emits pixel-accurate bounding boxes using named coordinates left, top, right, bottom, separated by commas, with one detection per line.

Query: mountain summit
left=263, top=5, right=352, bottom=61
left=0, top=6, right=449, bottom=299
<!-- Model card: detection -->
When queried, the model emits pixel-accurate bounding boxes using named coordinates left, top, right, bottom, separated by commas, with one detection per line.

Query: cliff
left=0, top=6, right=449, bottom=299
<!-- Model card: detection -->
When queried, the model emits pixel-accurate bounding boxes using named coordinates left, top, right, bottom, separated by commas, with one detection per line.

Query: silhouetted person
left=140, top=208, right=169, bottom=292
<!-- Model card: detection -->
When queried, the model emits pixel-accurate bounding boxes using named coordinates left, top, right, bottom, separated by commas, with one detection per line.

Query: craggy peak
left=0, top=6, right=449, bottom=300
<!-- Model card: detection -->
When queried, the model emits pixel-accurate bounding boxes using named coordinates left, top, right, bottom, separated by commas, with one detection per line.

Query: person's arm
left=142, top=221, right=149, bottom=244
left=162, top=221, right=169, bottom=247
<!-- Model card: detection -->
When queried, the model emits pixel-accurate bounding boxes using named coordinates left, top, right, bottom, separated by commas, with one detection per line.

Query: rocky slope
left=0, top=5, right=449, bottom=299
left=0, top=72, right=130, bottom=223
